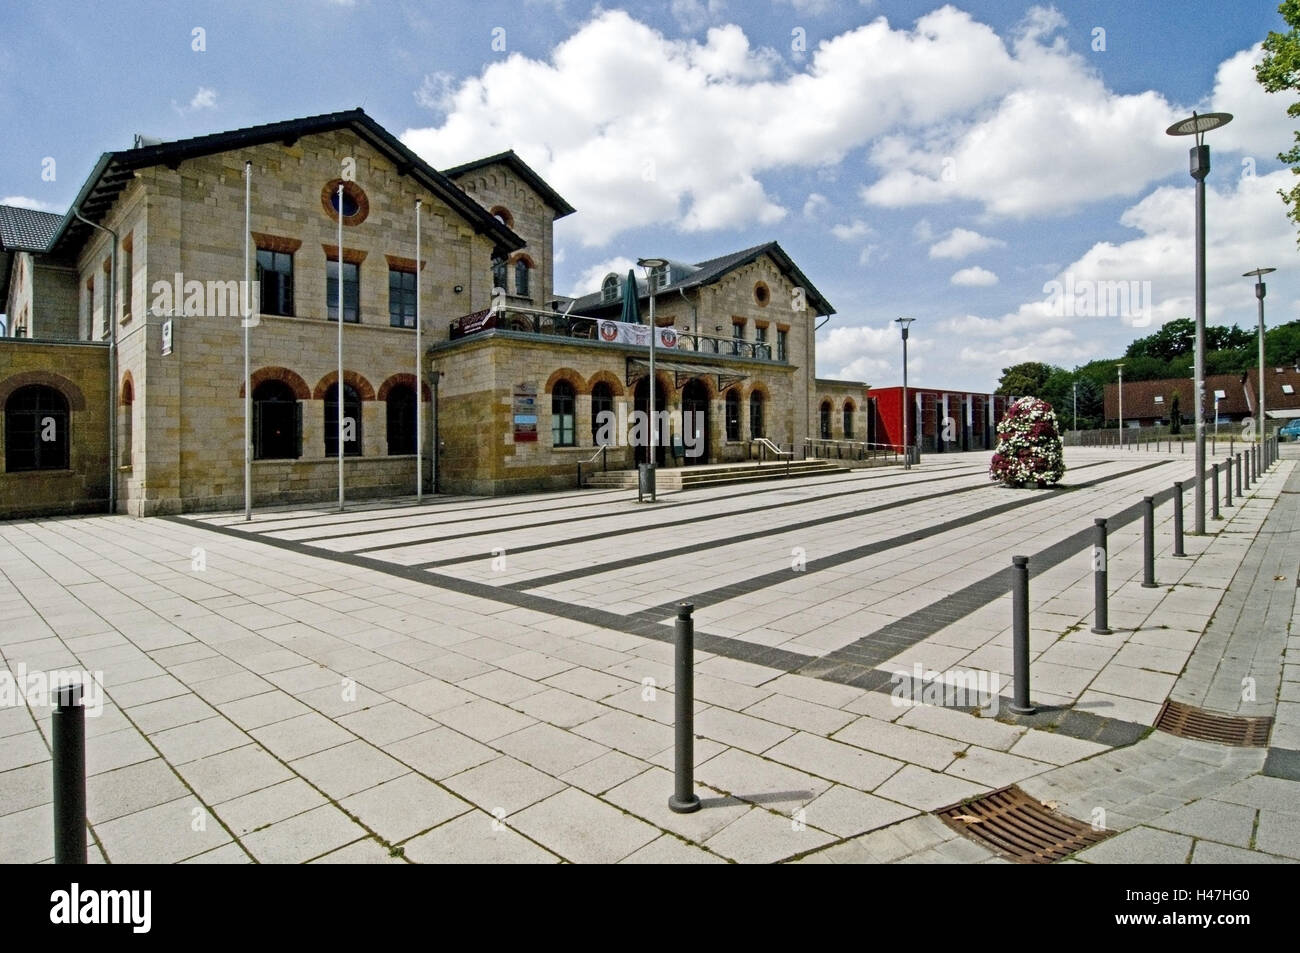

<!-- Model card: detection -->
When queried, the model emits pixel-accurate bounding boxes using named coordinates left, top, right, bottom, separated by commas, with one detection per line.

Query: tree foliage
left=1257, top=0, right=1300, bottom=245
left=995, top=362, right=1056, bottom=397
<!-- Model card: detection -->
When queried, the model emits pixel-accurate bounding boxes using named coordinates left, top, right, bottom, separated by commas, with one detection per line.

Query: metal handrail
left=750, top=437, right=792, bottom=477
left=804, top=437, right=900, bottom=464
left=576, top=445, right=609, bottom=488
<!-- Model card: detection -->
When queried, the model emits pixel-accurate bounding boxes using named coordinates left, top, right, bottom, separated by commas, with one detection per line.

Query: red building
left=869, top=386, right=1013, bottom=454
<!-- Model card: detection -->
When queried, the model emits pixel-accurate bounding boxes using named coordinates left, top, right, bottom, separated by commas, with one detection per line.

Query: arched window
left=749, top=391, right=765, bottom=439
left=725, top=390, right=741, bottom=441
left=120, top=377, right=134, bottom=467
left=5, top=385, right=69, bottom=472
left=552, top=380, right=576, bottom=447
left=491, top=258, right=507, bottom=293
left=514, top=260, right=531, bottom=298
left=820, top=400, right=832, bottom=440
left=601, top=274, right=619, bottom=304
left=253, top=380, right=301, bottom=460
left=324, top=383, right=362, bottom=457
left=386, top=383, right=416, bottom=456
left=843, top=401, right=855, bottom=440
left=591, top=382, right=614, bottom=445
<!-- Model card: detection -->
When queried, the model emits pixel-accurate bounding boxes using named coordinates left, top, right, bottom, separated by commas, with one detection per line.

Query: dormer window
left=601, top=273, right=619, bottom=304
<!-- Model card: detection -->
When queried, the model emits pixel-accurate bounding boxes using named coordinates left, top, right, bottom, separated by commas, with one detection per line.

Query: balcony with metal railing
left=447, top=305, right=787, bottom=363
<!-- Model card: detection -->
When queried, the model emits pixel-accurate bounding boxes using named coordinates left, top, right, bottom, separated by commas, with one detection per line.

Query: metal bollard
left=53, top=683, right=87, bottom=864
left=1091, top=518, right=1111, bottom=635
left=1173, top=481, right=1186, bottom=557
left=668, top=603, right=701, bottom=814
left=1180, top=437, right=1184, bottom=455
left=1247, top=447, right=1253, bottom=488
left=1142, top=496, right=1157, bottom=588
left=1224, top=459, right=1232, bottom=508
left=1211, top=463, right=1220, bottom=521
left=1009, top=556, right=1035, bottom=714
left=1237, top=452, right=1243, bottom=496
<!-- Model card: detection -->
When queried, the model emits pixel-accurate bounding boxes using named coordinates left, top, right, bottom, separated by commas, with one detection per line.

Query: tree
left=1257, top=0, right=1300, bottom=245
left=1126, top=318, right=1195, bottom=362
left=995, top=361, right=1058, bottom=397
left=1265, top=321, right=1300, bottom=365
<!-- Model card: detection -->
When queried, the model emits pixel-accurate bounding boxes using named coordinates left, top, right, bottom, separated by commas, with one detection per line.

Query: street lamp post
left=1117, top=363, right=1125, bottom=449
left=1167, top=111, right=1233, bottom=535
left=895, top=318, right=915, bottom=469
left=1073, top=380, right=1077, bottom=434
left=637, top=258, right=668, bottom=502
left=1244, top=268, right=1276, bottom=446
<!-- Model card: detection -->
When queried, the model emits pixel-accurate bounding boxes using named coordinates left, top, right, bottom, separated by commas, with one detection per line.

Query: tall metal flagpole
left=243, top=161, right=252, bottom=521
left=415, top=199, right=422, bottom=502
left=337, top=184, right=344, bottom=512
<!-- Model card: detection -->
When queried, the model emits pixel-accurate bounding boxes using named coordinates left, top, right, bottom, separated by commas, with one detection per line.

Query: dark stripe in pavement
left=364, top=465, right=989, bottom=559
left=631, top=460, right=1169, bottom=622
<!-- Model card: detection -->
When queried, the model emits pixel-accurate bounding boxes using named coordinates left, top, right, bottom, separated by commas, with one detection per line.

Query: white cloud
left=189, top=87, right=217, bottom=110
left=567, top=256, right=637, bottom=298
left=0, top=196, right=59, bottom=212
left=929, top=227, right=1006, bottom=259
left=414, top=72, right=456, bottom=113
left=671, top=0, right=726, bottom=33
left=817, top=323, right=901, bottom=384
left=803, top=192, right=829, bottom=219
left=858, top=244, right=882, bottom=266
left=937, top=168, right=1299, bottom=377
left=403, top=9, right=1298, bottom=248
left=912, top=218, right=934, bottom=242
left=951, top=266, right=999, bottom=287
left=831, top=219, right=872, bottom=241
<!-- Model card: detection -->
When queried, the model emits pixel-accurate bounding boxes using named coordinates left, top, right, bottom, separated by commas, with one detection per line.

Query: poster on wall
left=596, top=319, right=677, bottom=350
left=161, top=319, right=173, bottom=356
left=513, top=383, right=538, bottom=442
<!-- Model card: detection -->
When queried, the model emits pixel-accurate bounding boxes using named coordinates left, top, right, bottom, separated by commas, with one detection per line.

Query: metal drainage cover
left=1154, top=700, right=1272, bottom=747
left=937, top=785, right=1113, bottom=864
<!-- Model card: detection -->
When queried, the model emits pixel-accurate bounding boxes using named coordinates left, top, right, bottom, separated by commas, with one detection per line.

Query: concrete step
left=584, top=459, right=851, bottom=490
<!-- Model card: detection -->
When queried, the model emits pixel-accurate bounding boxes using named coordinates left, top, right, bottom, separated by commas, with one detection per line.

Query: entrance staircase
left=584, top=458, right=848, bottom=491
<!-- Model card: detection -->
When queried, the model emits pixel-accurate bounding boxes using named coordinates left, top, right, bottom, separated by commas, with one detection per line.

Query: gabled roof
left=1102, top=373, right=1251, bottom=419
left=442, top=150, right=576, bottom=219
left=1243, top=363, right=1300, bottom=415
left=0, top=205, right=63, bottom=251
left=567, top=241, right=835, bottom=317
left=44, top=108, right=525, bottom=260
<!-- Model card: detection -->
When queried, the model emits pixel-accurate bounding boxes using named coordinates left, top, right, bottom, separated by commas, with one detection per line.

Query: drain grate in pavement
left=1154, top=700, right=1273, bottom=747
left=937, top=785, right=1113, bottom=863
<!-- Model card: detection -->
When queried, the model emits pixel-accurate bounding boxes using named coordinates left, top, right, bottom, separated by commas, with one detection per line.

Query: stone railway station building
left=0, top=109, right=869, bottom=517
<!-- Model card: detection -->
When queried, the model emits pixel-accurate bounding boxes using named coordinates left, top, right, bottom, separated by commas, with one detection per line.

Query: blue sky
left=1, top=0, right=1295, bottom=391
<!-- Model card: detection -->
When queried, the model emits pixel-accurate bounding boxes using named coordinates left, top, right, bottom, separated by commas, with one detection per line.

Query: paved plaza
left=1, top=445, right=1297, bottom=863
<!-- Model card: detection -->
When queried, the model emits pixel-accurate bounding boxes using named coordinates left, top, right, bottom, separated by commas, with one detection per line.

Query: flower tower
left=989, top=396, right=1066, bottom=487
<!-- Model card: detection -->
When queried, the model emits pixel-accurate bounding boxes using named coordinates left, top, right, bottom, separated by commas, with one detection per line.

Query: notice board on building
left=513, top=383, right=538, bottom=442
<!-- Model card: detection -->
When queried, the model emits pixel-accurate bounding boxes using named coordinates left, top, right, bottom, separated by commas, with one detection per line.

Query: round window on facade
left=321, top=180, right=370, bottom=226
left=754, top=281, right=770, bottom=307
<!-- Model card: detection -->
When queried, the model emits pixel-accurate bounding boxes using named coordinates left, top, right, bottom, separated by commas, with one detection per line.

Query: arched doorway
left=681, top=378, right=710, bottom=465
left=633, top=377, right=666, bottom=466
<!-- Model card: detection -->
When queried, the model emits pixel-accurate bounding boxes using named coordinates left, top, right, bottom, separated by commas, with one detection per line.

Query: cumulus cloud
left=567, top=255, right=637, bottom=297
left=951, top=266, right=999, bottom=286
left=803, top=192, right=829, bottom=219
left=671, top=0, right=726, bottom=32
left=831, top=219, right=873, bottom=241
left=0, top=195, right=60, bottom=212
left=402, top=7, right=1297, bottom=252
left=929, top=227, right=1006, bottom=259
left=172, top=87, right=218, bottom=115
left=940, top=169, right=1298, bottom=373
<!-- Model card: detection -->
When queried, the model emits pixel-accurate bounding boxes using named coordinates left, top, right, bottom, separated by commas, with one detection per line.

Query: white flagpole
left=337, top=183, right=344, bottom=512
left=243, top=160, right=252, bottom=520
left=415, top=199, right=422, bottom=502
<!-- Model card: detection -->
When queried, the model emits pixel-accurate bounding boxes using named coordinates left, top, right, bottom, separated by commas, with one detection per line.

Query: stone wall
left=0, top=339, right=110, bottom=518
